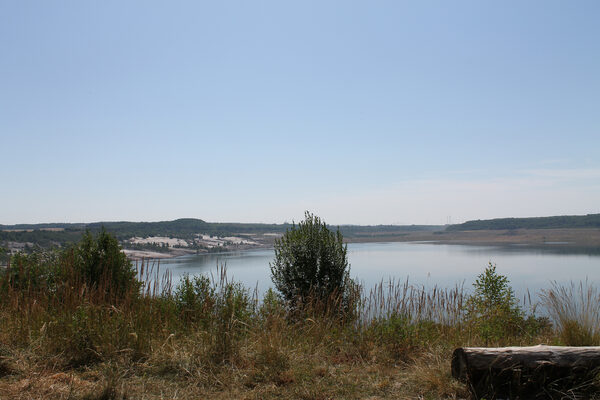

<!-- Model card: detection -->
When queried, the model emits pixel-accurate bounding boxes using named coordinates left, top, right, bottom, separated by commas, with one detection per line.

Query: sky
left=1, top=1, right=599, bottom=225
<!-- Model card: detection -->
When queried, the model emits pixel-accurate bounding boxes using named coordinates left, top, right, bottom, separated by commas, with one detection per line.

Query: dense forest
left=447, top=213, right=600, bottom=231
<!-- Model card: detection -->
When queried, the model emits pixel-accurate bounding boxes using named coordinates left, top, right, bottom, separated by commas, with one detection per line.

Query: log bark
left=452, top=345, right=600, bottom=399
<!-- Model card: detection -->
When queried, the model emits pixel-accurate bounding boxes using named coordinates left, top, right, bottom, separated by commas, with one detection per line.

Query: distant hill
left=446, top=213, right=600, bottom=231
left=0, top=218, right=288, bottom=247
left=85, top=218, right=289, bottom=239
left=0, top=218, right=442, bottom=251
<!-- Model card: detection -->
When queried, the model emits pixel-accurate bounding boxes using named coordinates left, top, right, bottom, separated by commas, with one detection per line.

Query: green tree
left=465, top=262, right=523, bottom=343
left=270, top=212, right=351, bottom=306
left=68, top=228, right=139, bottom=296
left=1, top=251, right=59, bottom=292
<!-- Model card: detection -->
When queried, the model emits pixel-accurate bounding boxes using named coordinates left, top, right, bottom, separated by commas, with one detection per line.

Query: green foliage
left=367, top=314, right=442, bottom=361
left=465, top=263, right=525, bottom=343
left=1, top=230, right=138, bottom=299
left=1, top=251, right=59, bottom=292
left=45, top=302, right=150, bottom=367
left=211, top=279, right=254, bottom=364
left=174, top=274, right=215, bottom=327
left=67, top=229, right=139, bottom=296
left=270, top=212, right=350, bottom=307
left=172, top=270, right=254, bottom=364
left=2, top=242, right=598, bottom=398
left=0, top=228, right=83, bottom=250
left=259, top=288, right=285, bottom=319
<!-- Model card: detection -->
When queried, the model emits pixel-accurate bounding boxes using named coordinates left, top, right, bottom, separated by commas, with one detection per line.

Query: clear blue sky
left=2, top=1, right=599, bottom=225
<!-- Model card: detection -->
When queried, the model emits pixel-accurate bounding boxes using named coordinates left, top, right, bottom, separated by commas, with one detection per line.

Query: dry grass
left=540, top=279, right=600, bottom=346
left=0, top=257, right=578, bottom=399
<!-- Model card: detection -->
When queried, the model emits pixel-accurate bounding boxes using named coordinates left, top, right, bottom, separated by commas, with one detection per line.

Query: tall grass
left=0, top=252, right=577, bottom=399
left=359, top=277, right=465, bottom=326
left=540, top=279, right=600, bottom=345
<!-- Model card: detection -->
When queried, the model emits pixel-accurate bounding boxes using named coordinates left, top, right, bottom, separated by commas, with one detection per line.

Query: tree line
left=447, top=213, right=600, bottom=231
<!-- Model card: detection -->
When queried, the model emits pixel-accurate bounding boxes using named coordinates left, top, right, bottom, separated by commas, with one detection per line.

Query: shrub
left=67, top=228, right=139, bottom=297
left=464, top=263, right=524, bottom=343
left=174, top=274, right=215, bottom=327
left=45, top=302, right=149, bottom=367
left=1, top=230, right=138, bottom=299
left=258, top=288, right=285, bottom=322
left=270, top=212, right=351, bottom=309
left=1, top=251, right=59, bottom=292
left=367, top=314, right=442, bottom=361
left=211, top=279, right=254, bottom=364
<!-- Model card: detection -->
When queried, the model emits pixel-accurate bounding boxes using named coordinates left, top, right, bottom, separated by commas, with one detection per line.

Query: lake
left=154, top=242, right=600, bottom=300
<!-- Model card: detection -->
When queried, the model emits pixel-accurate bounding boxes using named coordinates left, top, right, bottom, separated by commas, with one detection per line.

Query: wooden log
left=452, top=345, right=600, bottom=399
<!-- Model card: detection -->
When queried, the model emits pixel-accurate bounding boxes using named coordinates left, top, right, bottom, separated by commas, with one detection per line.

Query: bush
left=67, top=228, right=139, bottom=297
left=45, top=302, right=149, bottom=367
left=174, top=274, right=215, bottom=327
left=367, top=314, right=442, bottom=361
left=211, top=279, right=254, bottom=364
left=270, top=212, right=351, bottom=308
left=1, top=230, right=139, bottom=301
left=465, top=263, right=524, bottom=343
left=173, top=269, right=254, bottom=364
left=1, top=251, right=59, bottom=292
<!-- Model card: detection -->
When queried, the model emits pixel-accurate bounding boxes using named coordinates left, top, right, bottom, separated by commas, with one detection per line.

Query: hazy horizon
left=3, top=211, right=600, bottom=228
left=2, top=1, right=599, bottom=226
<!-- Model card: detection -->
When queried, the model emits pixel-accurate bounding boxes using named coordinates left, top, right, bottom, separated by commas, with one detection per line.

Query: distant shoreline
left=346, top=227, right=598, bottom=243
left=123, top=228, right=600, bottom=260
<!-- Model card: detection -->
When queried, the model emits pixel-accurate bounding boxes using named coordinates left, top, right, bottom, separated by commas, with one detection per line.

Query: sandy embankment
left=122, top=234, right=271, bottom=260
left=122, top=249, right=177, bottom=260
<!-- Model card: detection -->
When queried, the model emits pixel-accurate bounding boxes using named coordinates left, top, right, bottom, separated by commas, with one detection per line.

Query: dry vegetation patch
left=1, top=231, right=597, bottom=399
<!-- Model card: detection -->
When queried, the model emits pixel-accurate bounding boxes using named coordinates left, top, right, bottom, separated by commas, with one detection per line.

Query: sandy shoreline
left=121, top=228, right=600, bottom=260
left=122, top=248, right=196, bottom=260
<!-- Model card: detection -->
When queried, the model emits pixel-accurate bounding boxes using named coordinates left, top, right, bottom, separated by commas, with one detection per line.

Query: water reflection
left=156, top=242, right=600, bottom=300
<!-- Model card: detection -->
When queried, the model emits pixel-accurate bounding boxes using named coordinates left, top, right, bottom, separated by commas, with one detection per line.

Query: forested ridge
left=447, top=213, right=600, bottom=231
left=0, top=218, right=442, bottom=251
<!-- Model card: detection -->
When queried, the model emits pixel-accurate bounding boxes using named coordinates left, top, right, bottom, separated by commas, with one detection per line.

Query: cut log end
left=451, top=345, right=600, bottom=398
left=451, top=347, right=468, bottom=381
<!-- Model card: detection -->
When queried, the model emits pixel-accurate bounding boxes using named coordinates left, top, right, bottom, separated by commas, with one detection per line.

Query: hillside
left=0, top=219, right=443, bottom=259
left=447, top=213, right=600, bottom=231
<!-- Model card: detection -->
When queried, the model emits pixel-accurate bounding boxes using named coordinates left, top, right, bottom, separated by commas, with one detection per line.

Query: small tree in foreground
left=465, top=262, right=524, bottom=343
left=270, top=212, right=351, bottom=309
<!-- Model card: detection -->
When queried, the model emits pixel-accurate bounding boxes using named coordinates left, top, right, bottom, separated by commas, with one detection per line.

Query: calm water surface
left=156, top=242, right=600, bottom=298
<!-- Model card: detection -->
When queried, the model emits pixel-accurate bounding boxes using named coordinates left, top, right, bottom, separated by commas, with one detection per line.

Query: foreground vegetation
left=0, top=232, right=599, bottom=399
